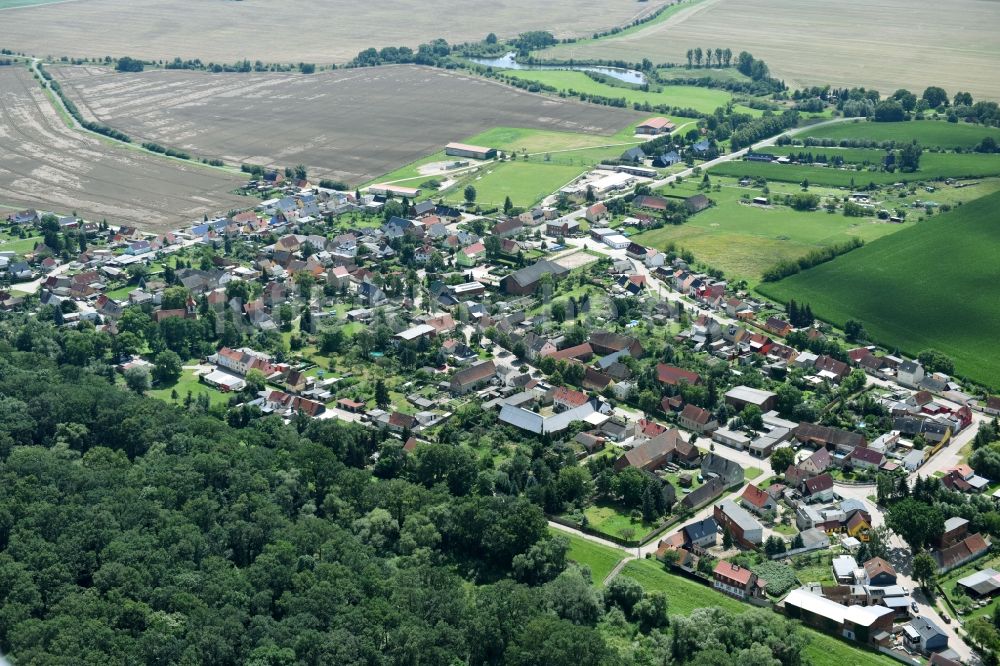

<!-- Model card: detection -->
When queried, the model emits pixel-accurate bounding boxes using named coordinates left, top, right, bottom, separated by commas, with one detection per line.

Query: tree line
left=761, top=237, right=864, bottom=282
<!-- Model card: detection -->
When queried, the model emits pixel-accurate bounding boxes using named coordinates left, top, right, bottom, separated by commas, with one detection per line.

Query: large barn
left=445, top=142, right=498, bottom=160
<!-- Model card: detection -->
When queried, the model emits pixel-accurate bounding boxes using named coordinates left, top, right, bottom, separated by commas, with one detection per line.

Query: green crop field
left=758, top=191, right=1000, bottom=388
left=621, top=559, right=895, bottom=666
left=501, top=69, right=759, bottom=116
left=711, top=152, right=1000, bottom=188
left=554, top=530, right=627, bottom=585
left=633, top=179, right=907, bottom=282
left=800, top=119, right=1000, bottom=150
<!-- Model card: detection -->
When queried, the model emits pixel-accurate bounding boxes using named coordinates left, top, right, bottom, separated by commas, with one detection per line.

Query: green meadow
left=633, top=178, right=907, bottom=283
left=799, top=119, right=1000, bottom=149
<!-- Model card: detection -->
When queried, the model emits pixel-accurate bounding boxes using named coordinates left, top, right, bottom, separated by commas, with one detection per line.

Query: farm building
left=725, top=386, right=777, bottom=412
left=445, top=142, right=497, bottom=160
left=500, top=259, right=570, bottom=295
left=369, top=184, right=421, bottom=198
left=714, top=500, right=763, bottom=548
left=602, top=233, right=630, bottom=250
left=782, top=589, right=894, bottom=645
left=636, top=117, right=677, bottom=135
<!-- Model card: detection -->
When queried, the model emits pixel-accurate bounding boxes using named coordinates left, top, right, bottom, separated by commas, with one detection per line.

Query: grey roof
left=911, top=616, right=947, bottom=641
left=945, top=517, right=969, bottom=532
left=840, top=499, right=866, bottom=514
left=725, top=385, right=776, bottom=405
left=505, top=259, right=570, bottom=288
left=957, top=568, right=1000, bottom=595
left=498, top=399, right=602, bottom=435
left=798, top=527, right=830, bottom=549
left=682, top=516, right=718, bottom=543
left=717, top=499, right=762, bottom=533
left=833, top=555, right=859, bottom=578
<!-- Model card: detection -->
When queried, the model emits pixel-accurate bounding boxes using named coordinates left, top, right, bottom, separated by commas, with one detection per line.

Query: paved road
left=11, top=261, right=71, bottom=294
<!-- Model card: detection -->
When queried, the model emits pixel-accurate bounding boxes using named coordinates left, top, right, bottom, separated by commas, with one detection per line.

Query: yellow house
left=847, top=511, right=871, bottom=541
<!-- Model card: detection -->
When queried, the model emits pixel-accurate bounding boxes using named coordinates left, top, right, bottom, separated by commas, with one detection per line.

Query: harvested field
left=540, top=0, right=1000, bottom=101
left=0, top=67, right=248, bottom=232
left=53, top=65, right=643, bottom=186
left=0, top=0, right=666, bottom=64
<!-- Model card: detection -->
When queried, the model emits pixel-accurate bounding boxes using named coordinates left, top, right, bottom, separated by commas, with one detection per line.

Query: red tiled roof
left=741, top=483, right=771, bottom=509
left=553, top=386, right=590, bottom=409
left=656, top=364, right=700, bottom=386
left=863, top=556, right=896, bottom=579
left=680, top=403, right=712, bottom=425
left=714, top=560, right=753, bottom=586
left=547, top=343, right=593, bottom=361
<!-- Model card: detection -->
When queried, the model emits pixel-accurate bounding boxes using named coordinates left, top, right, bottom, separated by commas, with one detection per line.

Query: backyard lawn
left=0, top=234, right=43, bottom=257
left=148, top=367, right=230, bottom=407
left=580, top=501, right=659, bottom=542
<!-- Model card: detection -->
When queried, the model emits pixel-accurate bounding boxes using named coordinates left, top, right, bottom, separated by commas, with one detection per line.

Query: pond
left=466, top=52, right=647, bottom=85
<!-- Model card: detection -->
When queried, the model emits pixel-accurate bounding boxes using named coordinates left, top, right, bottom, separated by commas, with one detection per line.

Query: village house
left=713, top=560, right=766, bottom=600
left=678, top=403, right=718, bottom=433
left=449, top=360, right=496, bottom=395
left=740, top=483, right=776, bottom=515
left=714, top=500, right=764, bottom=548
left=702, top=452, right=744, bottom=487
left=614, top=428, right=698, bottom=472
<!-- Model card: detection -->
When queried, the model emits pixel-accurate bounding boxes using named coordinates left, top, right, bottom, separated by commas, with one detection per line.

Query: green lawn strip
left=502, top=69, right=757, bottom=116
left=622, top=559, right=895, bottom=666
left=799, top=119, right=1000, bottom=150
left=536, top=0, right=711, bottom=53
left=552, top=529, right=627, bottom=585
left=745, top=467, right=763, bottom=480
left=756, top=190, right=1000, bottom=389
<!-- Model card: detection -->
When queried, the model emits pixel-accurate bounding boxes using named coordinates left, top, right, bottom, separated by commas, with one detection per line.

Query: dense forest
left=0, top=316, right=812, bottom=665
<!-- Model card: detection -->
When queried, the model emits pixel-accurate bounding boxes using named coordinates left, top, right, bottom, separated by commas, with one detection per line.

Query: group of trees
left=684, top=47, right=733, bottom=69
left=784, top=300, right=814, bottom=328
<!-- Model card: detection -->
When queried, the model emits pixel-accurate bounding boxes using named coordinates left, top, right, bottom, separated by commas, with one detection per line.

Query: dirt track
left=53, top=65, right=644, bottom=186
left=0, top=66, right=248, bottom=232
